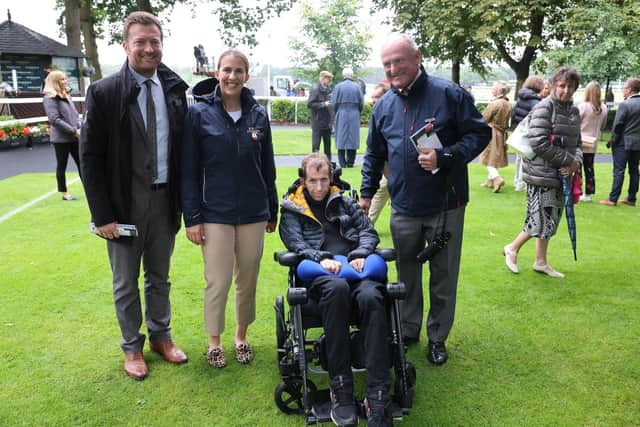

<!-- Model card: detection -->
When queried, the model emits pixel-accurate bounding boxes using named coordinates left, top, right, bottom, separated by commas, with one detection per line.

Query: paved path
left=0, top=142, right=613, bottom=181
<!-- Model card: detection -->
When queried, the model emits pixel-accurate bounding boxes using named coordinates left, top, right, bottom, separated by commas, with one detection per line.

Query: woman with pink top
left=578, top=81, right=608, bottom=202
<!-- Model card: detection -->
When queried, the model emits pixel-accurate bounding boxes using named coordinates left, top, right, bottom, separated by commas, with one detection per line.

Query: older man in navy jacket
left=359, top=34, right=490, bottom=365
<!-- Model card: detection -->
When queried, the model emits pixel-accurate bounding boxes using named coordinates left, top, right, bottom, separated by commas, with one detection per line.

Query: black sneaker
left=427, top=341, right=448, bottom=365
left=330, top=375, right=358, bottom=426
left=364, top=390, right=392, bottom=427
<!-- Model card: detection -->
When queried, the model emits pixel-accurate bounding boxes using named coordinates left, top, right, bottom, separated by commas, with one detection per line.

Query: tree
left=288, top=0, right=372, bottom=82
left=540, top=0, right=640, bottom=93
left=373, top=0, right=583, bottom=90
left=79, top=0, right=102, bottom=81
left=63, top=0, right=82, bottom=52
left=56, top=0, right=296, bottom=85
left=372, top=0, right=490, bottom=84
left=94, top=0, right=295, bottom=46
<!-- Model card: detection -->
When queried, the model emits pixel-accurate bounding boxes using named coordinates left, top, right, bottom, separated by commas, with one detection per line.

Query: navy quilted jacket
left=279, top=181, right=379, bottom=262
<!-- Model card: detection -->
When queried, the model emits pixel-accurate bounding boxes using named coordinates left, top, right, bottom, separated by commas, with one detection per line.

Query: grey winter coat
left=332, top=78, right=363, bottom=150
left=523, top=93, right=582, bottom=188
left=279, top=181, right=379, bottom=262
left=43, top=95, right=79, bottom=143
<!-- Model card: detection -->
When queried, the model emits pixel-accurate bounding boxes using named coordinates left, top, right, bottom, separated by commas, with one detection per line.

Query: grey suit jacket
left=610, top=93, right=640, bottom=150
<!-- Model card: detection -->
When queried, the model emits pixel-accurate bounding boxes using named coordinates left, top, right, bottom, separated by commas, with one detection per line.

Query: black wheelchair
left=272, top=247, right=416, bottom=425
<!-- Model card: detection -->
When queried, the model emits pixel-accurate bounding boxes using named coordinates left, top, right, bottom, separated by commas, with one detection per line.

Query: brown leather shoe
left=492, top=176, right=505, bottom=193
left=599, top=199, right=616, bottom=206
left=620, top=199, right=636, bottom=207
left=150, top=340, right=188, bottom=364
left=124, top=351, right=148, bottom=381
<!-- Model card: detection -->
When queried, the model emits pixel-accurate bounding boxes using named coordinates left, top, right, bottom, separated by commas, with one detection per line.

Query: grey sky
left=6, top=1, right=392, bottom=69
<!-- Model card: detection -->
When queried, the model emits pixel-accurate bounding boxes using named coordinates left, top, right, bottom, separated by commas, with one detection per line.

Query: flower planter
left=30, top=135, right=50, bottom=145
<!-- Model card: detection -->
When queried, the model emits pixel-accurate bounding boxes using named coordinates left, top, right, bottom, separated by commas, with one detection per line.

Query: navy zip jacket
left=181, top=78, right=278, bottom=227
left=360, top=67, right=491, bottom=216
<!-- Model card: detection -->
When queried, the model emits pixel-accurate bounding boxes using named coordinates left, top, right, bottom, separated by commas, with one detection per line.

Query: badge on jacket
left=247, top=127, right=262, bottom=141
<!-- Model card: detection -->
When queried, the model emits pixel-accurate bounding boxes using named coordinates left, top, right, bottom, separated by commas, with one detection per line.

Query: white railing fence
left=0, top=95, right=310, bottom=127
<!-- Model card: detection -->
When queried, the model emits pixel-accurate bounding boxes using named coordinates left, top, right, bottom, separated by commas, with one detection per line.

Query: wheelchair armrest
left=375, top=248, right=396, bottom=262
left=274, top=251, right=302, bottom=267
left=386, top=282, right=406, bottom=300
left=287, top=287, right=308, bottom=305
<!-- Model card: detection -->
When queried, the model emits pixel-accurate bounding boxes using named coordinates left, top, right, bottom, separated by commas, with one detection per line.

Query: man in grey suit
left=80, top=11, right=189, bottom=380
left=601, top=78, right=640, bottom=207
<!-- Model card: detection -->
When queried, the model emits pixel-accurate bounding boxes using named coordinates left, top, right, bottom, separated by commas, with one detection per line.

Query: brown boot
left=124, top=351, right=148, bottom=381
left=492, top=176, right=505, bottom=193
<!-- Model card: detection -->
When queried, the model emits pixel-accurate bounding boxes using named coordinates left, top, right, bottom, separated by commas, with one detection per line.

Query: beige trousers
left=201, top=222, right=266, bottom=336
left=368, top=175, right=390, bottom=225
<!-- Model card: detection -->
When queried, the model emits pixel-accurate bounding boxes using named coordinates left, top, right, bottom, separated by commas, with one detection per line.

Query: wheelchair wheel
left=275, top=296, right=286, bottom=361
left=274, top=378, right=317, bottom=414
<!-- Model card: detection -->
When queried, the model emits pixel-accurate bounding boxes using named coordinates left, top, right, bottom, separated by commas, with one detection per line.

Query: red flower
left=0, top=129, right=6, bottom=141
left=21, top=126, right=30, bottom=136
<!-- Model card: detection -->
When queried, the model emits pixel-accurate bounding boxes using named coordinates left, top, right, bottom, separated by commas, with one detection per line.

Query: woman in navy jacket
left=181, top=49, right=277, bottom=368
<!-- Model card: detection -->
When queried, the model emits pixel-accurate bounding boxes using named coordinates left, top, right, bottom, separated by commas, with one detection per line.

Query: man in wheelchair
left=279, top=153, right=393, bottom=427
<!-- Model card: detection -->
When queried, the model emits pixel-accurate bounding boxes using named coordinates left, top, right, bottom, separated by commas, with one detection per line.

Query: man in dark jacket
left=280, top=153, right=393, bottom=427
left=359, top=34, right=490, bottom=366
left=308, top=71, right=334, bottom=160
left=601, top=78, right=640, bottom=207
left=80, top=11, right=188, bottom=381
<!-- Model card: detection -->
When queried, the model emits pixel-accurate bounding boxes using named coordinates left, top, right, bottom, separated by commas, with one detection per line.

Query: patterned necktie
left=144, top=79, right=158, bottom=180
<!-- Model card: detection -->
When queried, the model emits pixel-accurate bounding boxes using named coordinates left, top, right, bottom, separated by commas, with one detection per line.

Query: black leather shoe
left=330, top=375, right=358, bottom=426
left=427, top=341, right=448, bottom=365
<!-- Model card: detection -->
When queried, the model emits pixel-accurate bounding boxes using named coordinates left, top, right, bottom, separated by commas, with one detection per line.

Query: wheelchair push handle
left=374, top=248, right=396, bottom=262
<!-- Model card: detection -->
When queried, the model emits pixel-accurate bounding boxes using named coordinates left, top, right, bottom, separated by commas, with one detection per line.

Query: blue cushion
left=296, top=253, right=387, bottom=284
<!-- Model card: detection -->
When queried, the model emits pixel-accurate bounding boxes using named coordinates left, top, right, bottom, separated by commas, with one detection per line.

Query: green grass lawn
left=1, top=162, right=638, bottom=426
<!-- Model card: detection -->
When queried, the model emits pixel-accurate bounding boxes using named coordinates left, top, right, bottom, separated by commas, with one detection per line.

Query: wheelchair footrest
left=304, top=390, right=406, bottom=425
left=306, top=389, right=331, bottom=425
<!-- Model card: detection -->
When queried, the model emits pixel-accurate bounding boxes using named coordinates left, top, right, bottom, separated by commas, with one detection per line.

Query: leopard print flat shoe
left=206, top=347, right=227, bottom=368
left=234, top=343, right=253, bottom=364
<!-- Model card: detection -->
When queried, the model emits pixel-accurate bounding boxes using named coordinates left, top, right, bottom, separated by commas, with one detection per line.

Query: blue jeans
left=609, top=143, right=640, bottom=203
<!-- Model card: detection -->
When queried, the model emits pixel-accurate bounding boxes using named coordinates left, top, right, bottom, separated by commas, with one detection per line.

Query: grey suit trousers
left=107, top=187, right=175, bottom=353
left=390, top=206, right=465, bottom=343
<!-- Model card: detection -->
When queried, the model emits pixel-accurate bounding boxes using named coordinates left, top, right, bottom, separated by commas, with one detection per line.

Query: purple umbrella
left=561, top=175, right=577, bottom=261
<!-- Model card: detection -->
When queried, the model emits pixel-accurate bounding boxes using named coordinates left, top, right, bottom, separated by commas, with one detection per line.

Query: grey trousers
left=107, top=188, right=175, bottom=353
left=390, top=206, right=465, bottom=343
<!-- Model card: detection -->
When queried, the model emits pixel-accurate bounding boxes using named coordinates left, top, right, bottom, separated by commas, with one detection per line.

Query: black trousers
left=338, top=149, right=356, bottom=168
left=53, top=141, right=80, bottom=192
left=582, top=153, right=595, bottom=195
left=312, top=128, right=332, bottom=160
left=308, top=275, right=391, bottom=394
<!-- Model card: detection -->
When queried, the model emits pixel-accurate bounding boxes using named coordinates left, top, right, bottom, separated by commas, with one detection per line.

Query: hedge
left=269, top=99, right=375, bottom=125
